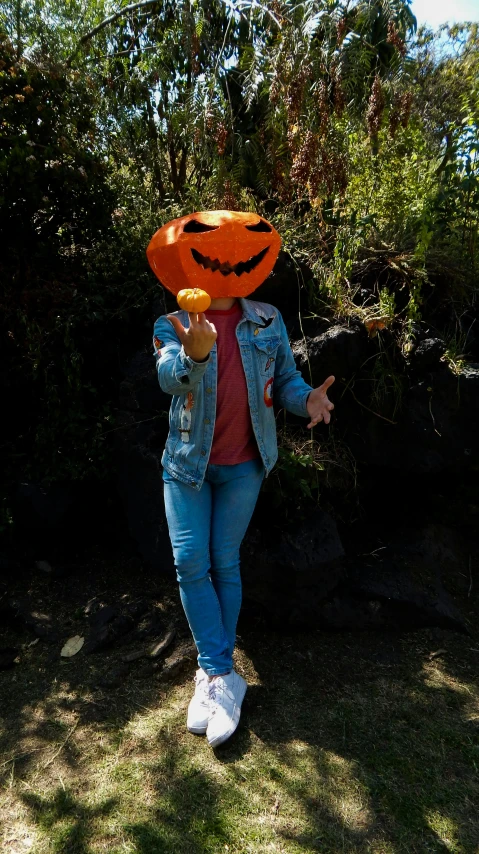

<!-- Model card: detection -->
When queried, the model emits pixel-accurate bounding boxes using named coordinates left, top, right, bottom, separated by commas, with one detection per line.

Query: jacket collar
left=239, top=298, right=277, bottom=324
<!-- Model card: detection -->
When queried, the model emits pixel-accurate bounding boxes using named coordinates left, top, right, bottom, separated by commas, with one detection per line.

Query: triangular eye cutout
left=245, top=220, right=272, bottom=233
left=183, top=220, right=219, bottom=233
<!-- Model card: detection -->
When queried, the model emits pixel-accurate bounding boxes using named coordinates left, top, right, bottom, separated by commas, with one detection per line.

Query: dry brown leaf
left=60, top=635, right=84, bottom=657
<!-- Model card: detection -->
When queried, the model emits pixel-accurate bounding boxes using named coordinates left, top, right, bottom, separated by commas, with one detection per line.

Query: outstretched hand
left=306, top=375, right=335, bottom=428
left=167, top=312, right=217, bottom=363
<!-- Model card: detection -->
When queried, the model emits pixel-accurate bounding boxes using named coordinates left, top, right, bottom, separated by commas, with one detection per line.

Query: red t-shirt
left=205, top=302, right=259, bottom=465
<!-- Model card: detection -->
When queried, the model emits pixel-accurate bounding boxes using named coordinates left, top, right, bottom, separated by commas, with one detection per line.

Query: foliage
left=0, top=2, right=478, bottom=506
left=261, top=423, right=357, bottom=523
left=0, top=32, right=149, bottom=487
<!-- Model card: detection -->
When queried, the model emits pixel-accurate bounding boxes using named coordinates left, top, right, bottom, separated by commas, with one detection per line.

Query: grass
left=1, top=552, right=479, bottom=854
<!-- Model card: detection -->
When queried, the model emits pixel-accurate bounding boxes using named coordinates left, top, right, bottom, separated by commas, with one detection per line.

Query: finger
left=194, top=313, right=216, bottom=334
left=207, top=320, right=217, bottom=335
left=319, top=375, right=335, bottom=392
left=188, top=311, right=200, bottom=329
left=167, top=315, right=186, bottom=341
left=326, top=401, right=334, bottom=411
left=308, top=413, right=323, bottom=428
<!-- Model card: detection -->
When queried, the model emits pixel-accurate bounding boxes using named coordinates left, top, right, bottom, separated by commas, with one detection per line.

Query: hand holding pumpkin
left=167, top=310, right=217, bottom=363
left=306, top=376, right=335, bottom=428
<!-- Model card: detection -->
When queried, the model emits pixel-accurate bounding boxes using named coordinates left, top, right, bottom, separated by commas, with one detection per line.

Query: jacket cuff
left=175, top=346, right=211, bottom=383
left=300, top=388, right=312, bottom=419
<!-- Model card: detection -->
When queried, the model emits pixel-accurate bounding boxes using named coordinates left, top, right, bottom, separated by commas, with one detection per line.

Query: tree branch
left=66, top=0, right=160, bottom=66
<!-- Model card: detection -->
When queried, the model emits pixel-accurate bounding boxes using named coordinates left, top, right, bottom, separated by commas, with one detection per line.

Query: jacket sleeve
left=153, top=313, right=211, bottom=396
left=273, top=312, right=313, bottom=418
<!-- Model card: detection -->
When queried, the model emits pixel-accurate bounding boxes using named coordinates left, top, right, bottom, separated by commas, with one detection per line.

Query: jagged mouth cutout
left=191, top=245, right=270, bottom=277
left=184, top=218, right=272, bottom=278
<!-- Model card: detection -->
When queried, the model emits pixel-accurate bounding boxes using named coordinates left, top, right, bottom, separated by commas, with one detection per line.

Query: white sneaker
left=187, top=669, right=210, bottom=734
left=206, top=670, right=247, bottom=748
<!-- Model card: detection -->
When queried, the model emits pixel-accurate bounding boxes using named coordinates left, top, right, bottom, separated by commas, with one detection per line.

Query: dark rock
left=407, top=322, right=435, bottom=347
left=121, top=627, right=176, bottom=663
left=149, top=628, right=176, bottom=659
left=241, top=509, right=345, bottom=627
left=411, top=337, right=447, bottom=371
left=83, top=626, right=111, bottom=654
left=125, top=610, right=164, bottom=643
left=317, top=518, right=469, bottom=633
left=161, top=642, right=196, bottom=680
left=389, top=524, right=463, bottom=577
left=343, top=559, right=467, bottom=633
left=291, top=322, right=369, bottom=387
left=318, top=596, right=388, bottom=631
left=122, top=598, right=150, bottom=622
left=345, top=363, right=479, bottom=473
left=88, top=603, right=119, bottom=629
left=84, top=597, right=149, bottom=639
left=84, top=614, right=135, bottom=654
left=122, top=649, right=146, bottom=663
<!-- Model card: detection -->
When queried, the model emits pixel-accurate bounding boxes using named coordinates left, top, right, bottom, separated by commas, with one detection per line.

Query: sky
left=411, top=0, right=479, bottom=29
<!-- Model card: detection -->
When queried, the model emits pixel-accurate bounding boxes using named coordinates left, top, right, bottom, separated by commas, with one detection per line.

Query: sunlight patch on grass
left=2, top=795, right=39, bottom=854
left=422, top=662, right=477, bottom=696
left=424, top=809, right=460, bottom=852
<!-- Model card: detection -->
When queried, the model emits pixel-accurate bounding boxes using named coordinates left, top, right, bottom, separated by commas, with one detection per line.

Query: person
left=153, top=291, right=335, bottom=748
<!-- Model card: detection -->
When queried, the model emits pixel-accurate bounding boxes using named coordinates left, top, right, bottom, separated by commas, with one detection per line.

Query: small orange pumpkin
left=177, top=288, right=211, bottom=313
left=146, top=210, right=281, bottom=299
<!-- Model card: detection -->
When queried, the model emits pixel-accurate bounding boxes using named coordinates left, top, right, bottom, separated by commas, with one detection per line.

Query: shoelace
left=208, top=678, right=234, bottom=710
left=195, top=673, right=208, bottom=698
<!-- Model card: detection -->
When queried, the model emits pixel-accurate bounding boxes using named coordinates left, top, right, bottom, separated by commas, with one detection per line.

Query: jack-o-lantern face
left=146, top=210, right=281, bottom=299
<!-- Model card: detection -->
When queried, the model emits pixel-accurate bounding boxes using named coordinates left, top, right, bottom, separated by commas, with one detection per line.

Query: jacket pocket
left=253, top=335, right=281, bottom=355
left=253, top=336, right=281, bottom=375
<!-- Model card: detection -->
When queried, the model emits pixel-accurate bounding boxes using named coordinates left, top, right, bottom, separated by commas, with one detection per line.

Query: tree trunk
left=145, top=96, right=165, bottom=200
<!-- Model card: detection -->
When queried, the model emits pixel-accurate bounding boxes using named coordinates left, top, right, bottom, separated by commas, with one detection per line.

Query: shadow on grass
left=123, top=728, right=238, bottom=854
left=1, top=538, right=478, bottom=853
left=21, top=787, right=117, bottom=854
left=236, top=627, right=479, bottom=853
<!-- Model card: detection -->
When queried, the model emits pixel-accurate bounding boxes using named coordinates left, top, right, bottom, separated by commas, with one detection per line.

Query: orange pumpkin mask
left=146, top=210, right=281, bottom=299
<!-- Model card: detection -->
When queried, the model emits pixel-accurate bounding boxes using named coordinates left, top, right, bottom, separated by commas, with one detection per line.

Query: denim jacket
left=153, top=298, right=313, bottom=490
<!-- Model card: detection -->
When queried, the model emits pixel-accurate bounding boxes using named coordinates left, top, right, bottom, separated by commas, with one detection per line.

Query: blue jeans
left=163, top=458, right=264, bottom=676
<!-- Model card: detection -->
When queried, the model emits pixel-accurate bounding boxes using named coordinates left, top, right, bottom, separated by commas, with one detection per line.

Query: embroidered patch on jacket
left=153, top=336, right=163, bottom=356
left=265, top=356, right=275, bottom=372
left=264, top=377, right=274, bottom=407
left=180, top=392, right=194, bottom=442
